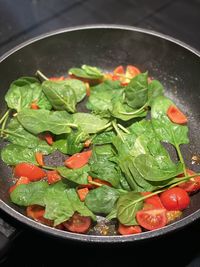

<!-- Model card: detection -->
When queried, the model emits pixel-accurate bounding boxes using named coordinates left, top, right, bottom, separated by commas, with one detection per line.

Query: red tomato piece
left=126, top=65, right=141, bottom=78
left=30, top=102, right=39, bottom=110
left=167, top=105, right=188, bottom=124
left=113, top=65, right=125, bottom=75
left=63, top=212, right=92, bottom=233
left=14, top=163, right=46, bottom=181
left=118, top=224, right=142, bottom=235
left=77, top=187, right=89, bottom=201
left=35, top=152, right=45, bottom=166
left=178, top=169, right=200, bottom=193
left=47, top=170, right=61, bottom=184
left=65, top=150, right=92, bottom=169
left=9, top=176, right=30, bottom=193
left=44, top=133, right=54, bottom=145
left=26, top=205, right=53, bottom=226
left=49, top=76, right=65, bottom=81
left=142, top=193, right=165, bottom=209
left=136, top=209, right=167, bottom=230
left=160, top=187, right=190, bottom=211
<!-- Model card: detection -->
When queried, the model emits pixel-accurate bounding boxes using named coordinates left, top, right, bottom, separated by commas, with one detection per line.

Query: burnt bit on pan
left=191, top=154, right=200, bottom=165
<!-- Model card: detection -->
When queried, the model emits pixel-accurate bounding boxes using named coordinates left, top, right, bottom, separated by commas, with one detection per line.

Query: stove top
left=0, top=0, right=200, bottom=266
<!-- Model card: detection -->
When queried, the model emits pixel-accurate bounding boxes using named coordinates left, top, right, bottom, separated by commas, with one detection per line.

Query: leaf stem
left=112, top=121, right=125, bottom=143
left=1, top=115, right=9, bottom=137
left=41, top=165, right=56, bottom=170
left=117, top=123, right=130, bottom=134
left=89, top=180, right=103, bottom=187
left=96, top=122, right=112, bottom=133
left=66, top=123, right=78, bottom=129
left=36, top=70, right=49, bottom=81
left=0, top=110, right=10, bottom=125
left=175, top=143, right=187, bottom=176
left=119, top=103, right=147, bottom=115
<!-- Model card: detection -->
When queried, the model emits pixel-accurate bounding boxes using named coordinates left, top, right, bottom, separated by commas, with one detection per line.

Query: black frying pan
left=0, top=25, right=200, bottom=248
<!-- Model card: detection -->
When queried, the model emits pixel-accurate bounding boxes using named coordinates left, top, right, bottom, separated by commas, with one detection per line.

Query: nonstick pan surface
left=0, top=25, right=200, bottom=243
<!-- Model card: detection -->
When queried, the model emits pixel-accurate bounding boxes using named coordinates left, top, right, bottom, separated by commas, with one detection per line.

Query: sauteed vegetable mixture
left=1, top=64, right=200, bottom=235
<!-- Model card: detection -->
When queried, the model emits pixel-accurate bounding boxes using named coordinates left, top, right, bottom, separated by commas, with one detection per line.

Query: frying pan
left=0, top=25, right=200, bottom=249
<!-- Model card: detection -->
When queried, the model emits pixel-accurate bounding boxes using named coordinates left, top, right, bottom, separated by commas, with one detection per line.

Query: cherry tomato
left=26, top=205, right=53, bottom=226
left=167, top=105, right=188, bottom=124
left=49, top=76, right=65, bottom=81
left=136, top=209, right=167, bottom=230
left=160, top=187, right=190, bottom=211
left=178, top=169, right=200, bottom=193
left=9, top=176, right=30, bottom=193
left=47, top=170, right=61, bottom=184
left=142, top=192, right=165, bottom=209
left=118, top=224, right=142, bottom=235
left=14, top=163, right=46, bottom=181
left=126, top=65, right=141, bottom=78
left=65, top=150, right=92, bottom=169
left=63, top=212, right=91, bottom=233
left=113, top=65, right=125, bottom=75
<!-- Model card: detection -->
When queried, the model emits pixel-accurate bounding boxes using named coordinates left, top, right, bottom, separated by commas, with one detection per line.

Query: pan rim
left=0, top=24, right=200, bottom=242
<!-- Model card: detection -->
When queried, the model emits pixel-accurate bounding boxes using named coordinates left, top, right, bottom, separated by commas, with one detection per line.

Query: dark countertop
left=0, top=0, right=200, bottom=266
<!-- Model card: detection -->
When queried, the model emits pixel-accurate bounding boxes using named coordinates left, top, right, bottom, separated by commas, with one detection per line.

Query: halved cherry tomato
left=30, top=102, right=39, bottom=110
left=9, top=176, right=30, bottom=193
left=160, top=187, right=190, bottom=211
left=136, top=209, right=167, bottom=230
left=14, top=163, right=46, bottom=181
left=167, top=105, right=188, bottom=124
left=65, top=150, right=92, bottom=169
left=26, top=205, right=53, bottom=226
left=118, top=224, right=142, bottom=235
left=47, top=170, right=61, bottom=184
left=49, top=76, right=65, bottom=81
left=113, top=65, right=125, bottom=75
left=126, top=65, right=141, bottom=78
left=93, top=178, right=112, bottom=187
left=166, top=210, right=182, bottom=224
left=35, top=152, right=45, bottom=166
left=84, top=139, right=91, bottom=148
left=63, top=212, right=91, bottom=233
left=77, top=187, right=89, bottom=201
left=142, top=192, right=165, bottom=209
left=178, top=169, right=200, bottom=193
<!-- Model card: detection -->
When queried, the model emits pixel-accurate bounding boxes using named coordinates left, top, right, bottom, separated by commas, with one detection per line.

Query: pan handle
left=0, top=216, right=19, bottom=260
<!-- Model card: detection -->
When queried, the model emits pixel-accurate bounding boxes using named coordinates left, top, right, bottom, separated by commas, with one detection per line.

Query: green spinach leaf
left=57, top=165, right=89, bottom=185
left=69, top=65, right=103, bottom=79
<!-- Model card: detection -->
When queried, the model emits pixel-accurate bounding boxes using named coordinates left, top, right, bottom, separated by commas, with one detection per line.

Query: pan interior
left=0, top=27, right=200, bottom=237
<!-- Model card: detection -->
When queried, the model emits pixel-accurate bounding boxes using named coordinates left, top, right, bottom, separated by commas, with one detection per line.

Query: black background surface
left=0, top=0, right=200, bottom=266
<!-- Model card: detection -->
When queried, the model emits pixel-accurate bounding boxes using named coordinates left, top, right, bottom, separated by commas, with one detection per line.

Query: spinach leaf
left=63, top=79, right=86, bottom=102
left=148, top=80, right=164, bottom=105
left=86, top=80, right=123, bottom=113
left=134, top=154, right=183, bottom=181
left=66, top=189, right=95, bottom=220
left=85, top=185, right=120, bottom=214
left=10, top=181, right=48, bottom=206
left=125, top=72, right=148, bottom=109
left=53, top=134, right=68, bottom=154
left=1, top=144, right=37, bottom=165
left=5, top=77, right=52, bottom=111
left=69, top=65, right=103, bottom=79
left=17, top=109, right=73, bottom=135
left=89, top=145, right=121, bottom=188
left=73, top=113, right=109, bottom=134
left=44, top=185, right=95, bottom=225
left=92, top=131, right=116, bottom=145
left=117, top=192, right=143, bottom=225
left=66, top=129, right=89, bottom=155
left=44, top=182, right=74, bottom=225
left=57, top=165, right=89, bottom=185
left=42, top=80, right=77, bottom=113
left=5, top=118, right=54, bottom=154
